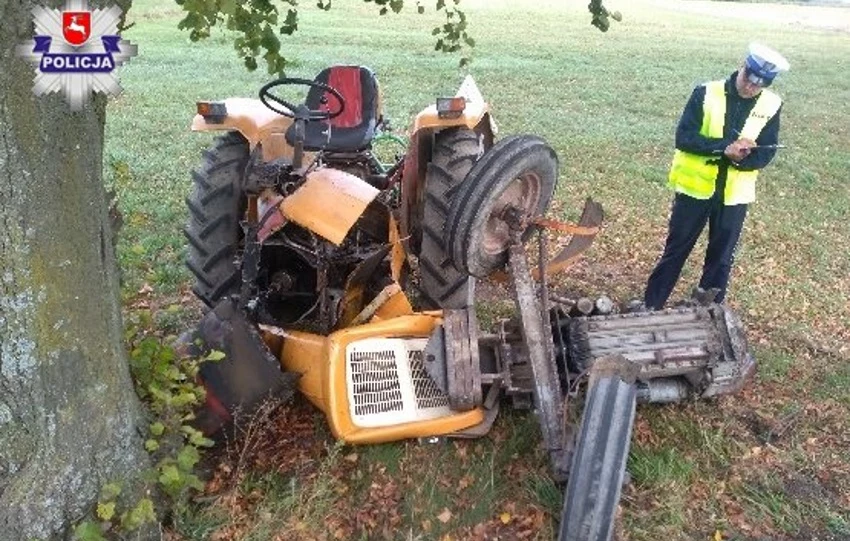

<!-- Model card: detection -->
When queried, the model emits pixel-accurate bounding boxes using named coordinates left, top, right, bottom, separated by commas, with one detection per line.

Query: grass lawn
left=109, top=0, right=850, bottom=539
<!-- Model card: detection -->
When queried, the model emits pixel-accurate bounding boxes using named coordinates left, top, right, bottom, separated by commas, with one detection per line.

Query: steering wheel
left=259, top=78, right=345, bottom=121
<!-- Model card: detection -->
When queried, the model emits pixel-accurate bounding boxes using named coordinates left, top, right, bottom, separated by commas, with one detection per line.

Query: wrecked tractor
left=184, top=65, right=756, bottom=541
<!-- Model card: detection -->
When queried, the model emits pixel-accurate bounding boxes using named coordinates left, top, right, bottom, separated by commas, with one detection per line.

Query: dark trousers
left=644, top=192, right=748, bottom=310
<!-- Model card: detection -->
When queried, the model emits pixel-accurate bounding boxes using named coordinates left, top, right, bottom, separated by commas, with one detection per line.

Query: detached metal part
left=558, top=304, right=755, bottom=401
left=191, top=298, right=300, bottom=434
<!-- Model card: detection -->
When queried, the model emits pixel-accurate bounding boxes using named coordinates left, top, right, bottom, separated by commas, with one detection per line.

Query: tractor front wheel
left=559, top=356, right=638, bottom=541
left=185, top=132, right=249, bottom=307
left=446, top=135, right=557, bottom=278
left=418, top=128, right=483, bottom=309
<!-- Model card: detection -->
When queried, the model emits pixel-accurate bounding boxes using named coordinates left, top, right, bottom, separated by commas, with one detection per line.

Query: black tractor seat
left=285, top=65, right=380, bottom=153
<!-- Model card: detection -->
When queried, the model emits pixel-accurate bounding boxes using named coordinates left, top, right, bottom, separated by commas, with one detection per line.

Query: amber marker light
left=436, top=96, right=466, bottom=119
left=196, top=101, right=227, bottom=123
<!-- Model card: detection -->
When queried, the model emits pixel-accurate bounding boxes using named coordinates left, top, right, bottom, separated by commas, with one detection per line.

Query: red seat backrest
left=321, top=66, right=363, bottom=129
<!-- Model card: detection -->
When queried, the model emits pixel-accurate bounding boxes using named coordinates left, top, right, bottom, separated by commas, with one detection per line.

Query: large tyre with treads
left=184, top=132, right=249, bottom=307
left=446, top=135, right=557, bottom=278
left=418, top=128, right=483, bottom=308
left=559, top=356, right=638, bottom=541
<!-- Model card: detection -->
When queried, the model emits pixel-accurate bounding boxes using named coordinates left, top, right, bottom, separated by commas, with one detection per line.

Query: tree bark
left=0, top=1, right=147, bottom=539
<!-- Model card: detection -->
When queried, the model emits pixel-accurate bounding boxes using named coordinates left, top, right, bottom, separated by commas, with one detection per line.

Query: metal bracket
left=504, top=210, right=569, bottom=478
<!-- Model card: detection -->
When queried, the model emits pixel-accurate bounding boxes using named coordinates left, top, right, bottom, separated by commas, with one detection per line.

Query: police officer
left=644, top=43, right=789, bottom=310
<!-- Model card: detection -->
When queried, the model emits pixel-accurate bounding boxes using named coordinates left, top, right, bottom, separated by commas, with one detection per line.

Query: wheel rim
left=480, top=171, right=542, bottom=256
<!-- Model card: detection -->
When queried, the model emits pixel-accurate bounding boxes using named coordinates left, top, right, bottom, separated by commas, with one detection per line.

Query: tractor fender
left=191, top=97, right=304, bottom=162
left=410, top=75, right=497, bottom=137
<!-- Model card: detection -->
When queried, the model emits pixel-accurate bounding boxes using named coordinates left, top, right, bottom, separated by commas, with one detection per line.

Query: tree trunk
left=0, top=1, right=147, bottom=539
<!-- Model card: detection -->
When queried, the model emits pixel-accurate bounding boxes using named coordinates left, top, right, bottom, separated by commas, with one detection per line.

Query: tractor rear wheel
left=559, top=357, right=637, bottom=541
left=446, top=135, right=557, bottom=278
left=185, top=132, right=249, bottom=307
left=418, top=128, right=483, bottom=308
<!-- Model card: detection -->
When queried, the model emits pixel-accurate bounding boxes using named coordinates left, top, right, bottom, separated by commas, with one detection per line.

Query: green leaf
left=159, top=464, right=181, bottom=488
left=149, top=421, right=165, bottom=436
left=205, top=350, right=226, bottom=362
left=281, top=9, right=298, bottom=34
left=100, top=482, right=122, bottom=501
left=157, top=345, right=176, bottom=363
left=73, top=520, right=106, bottom=541
left=147, top=384, right=171, bottom=404
left=260, top=24, right=281, bottom=54
left=190, top=431, right=215, bottom=448
left=122, top=497, right=156, bottom=531
left=96, top=501, right=116, bottom=521
left=173, top=391, right=199, bottom=407
left=184, top=472, right=206, bottom=491
left=177, top=445, right=201, bottom=471
left=145, top=439, right=160, bottom=452
left=165, top=366, right=182, bottom=381
left=181, top=425, right=202, bottom=438
left=180, top=425, right=215, bottom=447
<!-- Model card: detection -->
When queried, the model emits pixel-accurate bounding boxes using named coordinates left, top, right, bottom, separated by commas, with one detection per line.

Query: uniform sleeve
left=733, top=105, right=782, bottom=171
left=674, top=86, right=734, bottom=156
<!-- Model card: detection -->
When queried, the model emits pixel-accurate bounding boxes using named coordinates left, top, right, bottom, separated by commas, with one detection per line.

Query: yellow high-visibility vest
left=668, top=80, right=782, bottom=205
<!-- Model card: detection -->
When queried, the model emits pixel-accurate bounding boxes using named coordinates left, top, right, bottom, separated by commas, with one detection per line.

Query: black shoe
left=691, top=286, right=721, bottom=306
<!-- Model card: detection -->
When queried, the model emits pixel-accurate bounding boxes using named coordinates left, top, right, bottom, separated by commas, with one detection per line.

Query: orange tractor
left=185, top=65, right=755, bottom=540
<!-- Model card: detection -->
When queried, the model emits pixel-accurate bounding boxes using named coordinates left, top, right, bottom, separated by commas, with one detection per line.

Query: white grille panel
left=347, top=338, right=453, bottom=427
left=409, top=349, right=450, bottom=409
left=349, top=349, right=404, bottom=416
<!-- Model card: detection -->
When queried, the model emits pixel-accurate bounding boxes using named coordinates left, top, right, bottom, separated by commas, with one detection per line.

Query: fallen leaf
left=437, top=508, right=452, bottom=523
left=500, top=512, right=511, bottom=524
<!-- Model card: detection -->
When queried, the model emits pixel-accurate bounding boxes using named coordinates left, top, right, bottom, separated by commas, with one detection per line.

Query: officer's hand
left=738, top=138, right=756, bottom=155
left=724, top=139, right=754, bottom=162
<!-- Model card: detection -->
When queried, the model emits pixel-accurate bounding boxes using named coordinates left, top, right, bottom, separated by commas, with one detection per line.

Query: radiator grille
left=409, top=349, right=449, bottom=410
left=349, top=349, right=404, bottom=416
left=347, top=338, right=452, bottom=427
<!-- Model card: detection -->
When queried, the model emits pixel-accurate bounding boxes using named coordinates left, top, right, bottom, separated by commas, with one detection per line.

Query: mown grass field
left=109, top=0, right=850, bottom=539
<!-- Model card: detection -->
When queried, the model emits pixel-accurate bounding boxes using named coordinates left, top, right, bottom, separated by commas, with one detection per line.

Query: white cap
left=744, top=43, right=790, bottom=86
